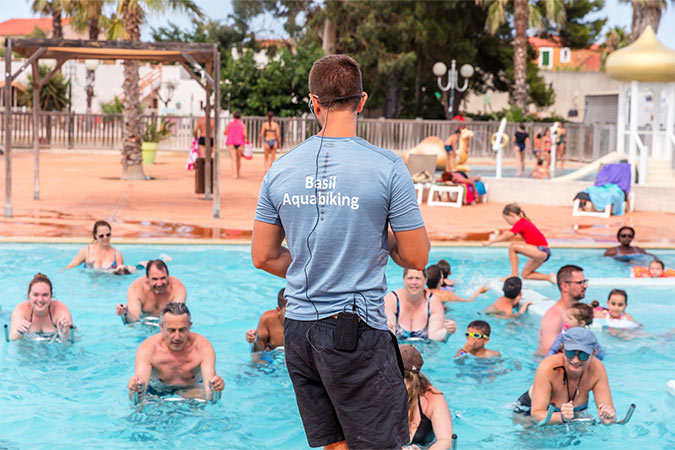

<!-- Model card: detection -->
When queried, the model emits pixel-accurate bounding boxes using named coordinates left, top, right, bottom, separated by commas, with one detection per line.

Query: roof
left=7, top=39, right=218, bottom=64
left=0, top=80, right=27, bottom=91
left=0, top=18, right=71, bottom=36
left=528, top=36, right=602, bottom=51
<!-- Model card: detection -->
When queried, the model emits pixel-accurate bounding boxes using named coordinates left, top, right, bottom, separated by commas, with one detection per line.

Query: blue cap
left=562, top=327, right=596, bottom=355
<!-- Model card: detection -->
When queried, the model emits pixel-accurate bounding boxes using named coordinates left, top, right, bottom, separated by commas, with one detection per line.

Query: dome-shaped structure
left=606, top=26, right=675, bottom=82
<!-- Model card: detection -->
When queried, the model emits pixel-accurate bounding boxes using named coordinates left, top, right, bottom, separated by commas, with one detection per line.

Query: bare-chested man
left=194, top=114, right=215, bottom=158
left=127, top=302, right=224, bottom=402
left=536, top=265, right=586, bottom=355
left=245, top=288, right=286, bottom=351
left=116, top=260, right=186, bottom=323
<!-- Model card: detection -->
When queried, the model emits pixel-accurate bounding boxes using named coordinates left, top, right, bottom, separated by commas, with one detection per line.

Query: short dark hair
left=437, top=260, right=451, bottom=277
left=569, top=302, right=593, bottom=325
left=557, top=264, right=584, bottom=290
left=309, top=54, right=363, bottom=111
left=502, top=276, right=522, bottom=299
left=650, top=259, right=665, bottom=270
left=425, top=265, right=442, bottom=289
left=233, top=111, right=242, bottom=119
left=160, top=302, right=190, bottom=320
left=608, top=288, right=628, bottom=305
left=277, top=288, right=287, bottom=309
left=146, top=259, right=169, bottom=277
left=468, top=320, right=491, bottom=337
left=518, top=123, right=525, bottom=130
left=616, top=226, right=635, bottom=240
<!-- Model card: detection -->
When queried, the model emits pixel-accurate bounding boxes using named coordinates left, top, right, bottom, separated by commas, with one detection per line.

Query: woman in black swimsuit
left=603, top=226, right=650, bottom=259
left=400, top=345, right=454, bottom=449
left=9, top=273, right=73, bottom=341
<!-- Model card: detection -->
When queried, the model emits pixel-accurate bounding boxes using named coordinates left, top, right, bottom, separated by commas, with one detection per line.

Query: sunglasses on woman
left=465, top=332, right=488, bottom=339
left=97, top=233, right=111, bottom=238
left=564, top=349, right=590, bottom=361
left=619, top=233, right=634, bottom=238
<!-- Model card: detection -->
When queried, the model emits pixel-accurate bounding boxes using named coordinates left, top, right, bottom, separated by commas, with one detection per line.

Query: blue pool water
left=0, top=245, right=674, bottom=449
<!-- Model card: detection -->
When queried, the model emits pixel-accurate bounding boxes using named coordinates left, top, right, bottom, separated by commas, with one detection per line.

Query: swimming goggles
left=564, top=349, right=590, bottom=361
left=465, top=332, right=488, bottom=339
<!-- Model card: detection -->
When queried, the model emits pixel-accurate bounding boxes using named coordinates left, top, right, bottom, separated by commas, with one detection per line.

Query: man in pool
left=536, top=265, right=587, bottom=355
left=252, top=54, right=428, bottom=450
left=116, top=260, right=187, bottom=323
left=127, top=302, right=224, bottom=401
left=246, top=288, right=287, bottom=351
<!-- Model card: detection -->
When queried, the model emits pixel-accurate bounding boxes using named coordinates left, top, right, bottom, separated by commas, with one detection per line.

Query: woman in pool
left=65, top=220, right=124, bottom=271
left=603, top=226, right=649, bottom=259
left=224, top=110, right=248, bottom=179
left=258, top=111, right=280, bottom=171
left=400, top=344, right=454, bottom=449
left=591, top=289, right=636, bottom=322
left=384, top=269, right=456, bottom=341
left=482, top=203, right=555, bottom=283
left=514, top=327, right=616, bottom=425
left=9, top=273, right=73, bottom=341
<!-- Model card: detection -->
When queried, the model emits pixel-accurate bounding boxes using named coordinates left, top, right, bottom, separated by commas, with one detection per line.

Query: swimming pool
left=0, top=244, right=673, bottom=449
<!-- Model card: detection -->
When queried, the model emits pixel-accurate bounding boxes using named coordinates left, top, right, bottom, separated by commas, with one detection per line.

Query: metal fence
left=0, top=111, right=618, bottom=163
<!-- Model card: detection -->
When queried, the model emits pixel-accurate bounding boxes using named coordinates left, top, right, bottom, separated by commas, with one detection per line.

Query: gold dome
left=606, top=26, right=675, bottom=82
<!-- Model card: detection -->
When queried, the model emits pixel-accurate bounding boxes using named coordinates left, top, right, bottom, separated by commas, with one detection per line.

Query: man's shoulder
left=169, top=276, right=184, bottom=286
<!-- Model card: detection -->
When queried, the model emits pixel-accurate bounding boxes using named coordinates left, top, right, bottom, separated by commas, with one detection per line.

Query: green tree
left=30, top=0, right=72, bottom=39
left=107, top=0, right=203, bottom=180
left=539, top=0, right=607, bottom=48
left=21, top=64, right=71, bottom=111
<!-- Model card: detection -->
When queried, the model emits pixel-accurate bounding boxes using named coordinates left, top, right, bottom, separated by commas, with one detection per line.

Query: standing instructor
left=252, top=55, right=429, bottom=450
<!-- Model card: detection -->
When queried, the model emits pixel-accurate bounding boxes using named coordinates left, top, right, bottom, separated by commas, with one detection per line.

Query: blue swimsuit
left=393, top=291, right=432, bottom=340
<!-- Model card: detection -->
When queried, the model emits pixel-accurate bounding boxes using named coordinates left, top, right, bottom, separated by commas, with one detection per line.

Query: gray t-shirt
left=255, top=135, right=425, bottom=330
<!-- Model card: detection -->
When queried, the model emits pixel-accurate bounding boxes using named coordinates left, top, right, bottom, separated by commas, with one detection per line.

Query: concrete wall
left=464, top=71, right=621, bottom=123
left=483, top=177, right=675, bottom=213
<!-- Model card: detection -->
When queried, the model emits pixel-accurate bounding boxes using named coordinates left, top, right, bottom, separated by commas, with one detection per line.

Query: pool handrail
left=537, top=403, right=556, bottom=426
left=3, top=324, right=8, bottom=342
left=451, top=433, right=457, bottom=450
left=616, top=404, right=636, bottom=425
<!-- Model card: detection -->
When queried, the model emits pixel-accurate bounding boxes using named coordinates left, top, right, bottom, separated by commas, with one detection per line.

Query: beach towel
left=186, top=139, right=199, bottom=170
left=595, top=163, right=631, bottom=195
left=584, top=183, right=625, bottom=215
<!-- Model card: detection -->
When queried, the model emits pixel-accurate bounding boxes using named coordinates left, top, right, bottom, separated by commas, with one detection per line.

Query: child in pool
left=648, top=259, right=665, bottom=277
left=528, top=159, right=550, bottom=179
left=482, top=203, right=556, bottom=283
left=437, top=259, right=456, bottom=289
left=455, top=320, right=500, bottom=358
left=485, top=276, right=533, bottom=318
left=591, top=289, right=636, bottom=322
left=545, top=302, right=605, bottom=360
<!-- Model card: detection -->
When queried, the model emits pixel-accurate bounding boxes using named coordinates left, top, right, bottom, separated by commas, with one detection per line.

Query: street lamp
left=84, top=59, right=99, bottom=115
left=155, top=81, right=176, bottom=109
left=433, top=60, right=474, bottom=119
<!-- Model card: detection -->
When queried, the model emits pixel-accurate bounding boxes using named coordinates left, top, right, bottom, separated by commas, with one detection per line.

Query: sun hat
left=562, top=327, right=597, bottom=355
left=399, top=344, right=424, bottom=373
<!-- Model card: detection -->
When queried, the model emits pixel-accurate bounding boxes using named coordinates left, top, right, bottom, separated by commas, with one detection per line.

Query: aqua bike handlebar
left=616, top=404, right=636, bottom=425
left=3, top=324, right=8, bottom=342
left=131, top=391, right=139, bottom=406
left=69, top=325, right=74, bottom=344
left=451, top=433, right=457, bottom=450
left=537, top=404, right=556, bottom=426
left=537, top=403, right=636, bottom=427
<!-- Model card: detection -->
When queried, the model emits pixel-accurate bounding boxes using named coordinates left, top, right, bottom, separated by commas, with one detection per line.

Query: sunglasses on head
left=97, top=232, right=111, bottom=238
left=564, top=349, right=590, bottom=361
left=465, top=332, right=488, bottom=339
left=565, top=279, right=588, bottom=286
left=619, top=233, right=634, bottom=238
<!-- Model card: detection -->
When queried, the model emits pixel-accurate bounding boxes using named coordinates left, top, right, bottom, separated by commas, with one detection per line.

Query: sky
left=1, top=0, right=674, bottom=48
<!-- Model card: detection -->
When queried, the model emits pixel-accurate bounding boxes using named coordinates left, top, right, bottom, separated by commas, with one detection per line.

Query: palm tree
left=476, top=0, right=566, bottom=112
left=604, top=26, right=629, bottom=52
left=30, top=0, right=72, bottom=39
left=107, top=0, right=203, bottom=180
left=624, top=0, right=670, bottom=42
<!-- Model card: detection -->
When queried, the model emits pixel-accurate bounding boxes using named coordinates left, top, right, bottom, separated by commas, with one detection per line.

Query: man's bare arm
left=125, top=280, right=143, bottom=322
left=388, top=226, right=429, bottom=270
left=171, top=278, right=187, bottom=302
left=252, top=221, right=292, bottom=278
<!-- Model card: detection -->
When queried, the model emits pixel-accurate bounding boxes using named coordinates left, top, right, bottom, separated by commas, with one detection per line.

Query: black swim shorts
left=197, top=137, right=214, bottom=146
left=284, top=317, right=408, bottom=449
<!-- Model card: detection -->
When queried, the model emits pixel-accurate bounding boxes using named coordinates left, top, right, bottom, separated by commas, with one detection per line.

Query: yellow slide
left=553, top=152, right=627, bottom=181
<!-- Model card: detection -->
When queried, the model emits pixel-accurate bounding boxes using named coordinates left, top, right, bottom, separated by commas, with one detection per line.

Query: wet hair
left=503, top=203, right=528, bottom=220
left=160, top=302, right=191, bottom=321
left=403, top=267, right=427, bottom=278
left=568, top=302, right=593, bottom=326
left=556, top=264, right=584, bottom=290
left=616, top=226, right=635, bottom=240
left=277, top=288, right=287, bottom=309
left=146, top=259, right=169, bottom=277
left=404, top=370, right=434, bottom=423
left=502, top=276, right=522, bottom=299
left=518, top=123, right=526, bottom=131
left=437, top=259, right=451, bottom=277
left=536, top=159, right=544, bottom=166
left=650, top=259, right=665, bottom=270
left=92, top=220, right=111, bottom=240
left=309, top=54, right=363, bottom=111
left=608, top=288, right=628, bottom=305
left=425, top=265, right=442, bottom=289
left=28, top=272, right=53, bottom=297
left=535, top=132, right=542, bottom=139
left=440, top=171, right=454, bottom=182
left=233, top=111, right=242, bottom=119
left=468, top=320, right=491, bottom=337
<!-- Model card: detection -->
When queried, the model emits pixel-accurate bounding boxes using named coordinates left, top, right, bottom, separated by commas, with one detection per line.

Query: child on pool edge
left=545, top=302, right=605, bottom=359
left=591, top=289, right=636, bottom=322
left=455, top=320, right=500, bottom=359
left=482, top=203, right=556, bottom=283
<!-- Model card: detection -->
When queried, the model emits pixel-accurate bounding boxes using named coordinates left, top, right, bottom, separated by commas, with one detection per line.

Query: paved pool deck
left=1, top=150, right=673, bottom=247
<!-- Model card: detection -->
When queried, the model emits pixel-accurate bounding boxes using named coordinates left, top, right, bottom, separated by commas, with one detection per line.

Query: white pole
left=616, top=83, right=626, bottom=155
left=629, top=82, right=639, bottom=184
left=549, top=122, right=559, bottom=178
left=665, top=84, right=674, bottom=167
left=492, top=117, right=507, bottom=178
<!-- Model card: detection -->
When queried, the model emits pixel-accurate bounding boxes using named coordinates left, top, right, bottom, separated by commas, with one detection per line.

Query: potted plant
left=141, top=118, right=173, bottom=164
